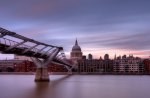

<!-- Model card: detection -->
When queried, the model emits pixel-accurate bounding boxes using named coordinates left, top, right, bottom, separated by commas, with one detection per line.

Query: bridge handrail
left=0, top=37, right=49, bottom=55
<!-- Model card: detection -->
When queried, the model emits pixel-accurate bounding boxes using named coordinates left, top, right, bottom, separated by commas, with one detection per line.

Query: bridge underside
left=0, top=43, right=48, bottom=59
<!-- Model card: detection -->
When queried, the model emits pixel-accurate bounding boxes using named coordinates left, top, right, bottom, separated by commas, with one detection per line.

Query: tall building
left=122, top=55, right=127, bottom=59
left=70, top=39, right=83, bottom=61
left=143, top=59, right=150, bottom=74
left=82, top=55, right=86, bottom=60
left=104, top=54, right=109, bottom=60
left=88, top=54, right=93, bottom=60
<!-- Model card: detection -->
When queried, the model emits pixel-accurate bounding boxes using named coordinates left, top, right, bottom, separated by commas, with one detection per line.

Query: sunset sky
left=0, top=0, right=150, bottom=59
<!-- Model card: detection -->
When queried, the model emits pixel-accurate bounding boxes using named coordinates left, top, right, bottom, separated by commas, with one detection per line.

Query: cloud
left=0, top=0, right=150, bottom=59
left=80, top=31, right=150, bottom=50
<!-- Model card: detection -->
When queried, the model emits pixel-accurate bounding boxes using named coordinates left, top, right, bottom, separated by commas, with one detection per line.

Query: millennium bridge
left=0, top=27, right=74, bottom=82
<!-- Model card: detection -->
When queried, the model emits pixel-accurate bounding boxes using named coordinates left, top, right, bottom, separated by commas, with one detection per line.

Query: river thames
left=0, top=75, right=150, bottom=98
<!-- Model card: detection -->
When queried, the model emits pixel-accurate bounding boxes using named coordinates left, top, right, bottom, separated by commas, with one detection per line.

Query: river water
left=0, top=75, right=150, bottom=98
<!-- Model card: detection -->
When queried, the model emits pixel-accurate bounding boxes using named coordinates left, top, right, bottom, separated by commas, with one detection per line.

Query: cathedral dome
left=72, top=39, right=81, bottom=51
left=72, top=45, right=81, bottom=51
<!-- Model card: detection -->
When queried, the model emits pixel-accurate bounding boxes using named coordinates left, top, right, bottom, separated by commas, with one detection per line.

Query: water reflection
left=34, top=75, right=72, bottom=98
left=25, top=75, right=72, bottom=98
left=0, top=75, right=150, bottom=98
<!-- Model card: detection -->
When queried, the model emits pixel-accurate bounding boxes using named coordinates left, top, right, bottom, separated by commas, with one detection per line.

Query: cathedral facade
left=70, top=39, right=83, bottom=61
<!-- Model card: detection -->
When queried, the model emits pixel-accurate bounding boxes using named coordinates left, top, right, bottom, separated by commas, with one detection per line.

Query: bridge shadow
left=24, top=74, right=73, bottom=98
left=50, top=74, right=72, bottom=85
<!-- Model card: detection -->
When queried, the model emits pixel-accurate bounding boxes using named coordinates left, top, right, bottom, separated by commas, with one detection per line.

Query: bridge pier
left=31, top=48, right=61, bottom=82
left=35, top=68, right=49, bottom=82
left=31, top=58, right=50, bottom=82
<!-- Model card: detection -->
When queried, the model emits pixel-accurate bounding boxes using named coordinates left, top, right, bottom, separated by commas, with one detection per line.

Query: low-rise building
left=0, top=60, right=35, bottom=72
left=78, top=59, right=113, bottom=74
left=14, top=60, right=36, bottom=72
left=0, top=59, right=68, bottom=72
left=113, top=55, right=144, bottom=74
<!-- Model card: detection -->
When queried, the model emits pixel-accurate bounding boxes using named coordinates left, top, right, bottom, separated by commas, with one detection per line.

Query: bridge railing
left=0, top=37, right=46, bottom=55
left=0, top=38, right=16, bottom=46
left=0, top=37, right=61, bottom=58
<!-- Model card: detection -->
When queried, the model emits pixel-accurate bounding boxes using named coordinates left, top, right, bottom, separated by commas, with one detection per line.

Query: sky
left=0, top=0, right=150, bottom=59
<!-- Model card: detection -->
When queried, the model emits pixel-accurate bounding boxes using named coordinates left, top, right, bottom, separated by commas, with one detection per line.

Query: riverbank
left=0, top=72, right=150, bottom=75
left=0, top=72, right=70, bottom=75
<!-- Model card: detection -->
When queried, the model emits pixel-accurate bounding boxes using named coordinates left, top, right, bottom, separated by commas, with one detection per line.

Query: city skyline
left=0, top=0, right=150, bottom=59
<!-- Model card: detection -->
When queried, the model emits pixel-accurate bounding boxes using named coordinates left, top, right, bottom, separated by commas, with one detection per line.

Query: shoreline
left=0, top=72, right=150, bottom=75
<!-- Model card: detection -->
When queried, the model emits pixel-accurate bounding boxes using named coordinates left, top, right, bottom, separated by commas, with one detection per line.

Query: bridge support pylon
left=35, top=67, right=49, bottom=82
left=31, top=48, right=61, bottom=82
left=31, top=57, right=50, bottom=82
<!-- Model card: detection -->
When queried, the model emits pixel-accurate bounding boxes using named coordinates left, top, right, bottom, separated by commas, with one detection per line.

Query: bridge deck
left=0, top=43, right=48, bottom=59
